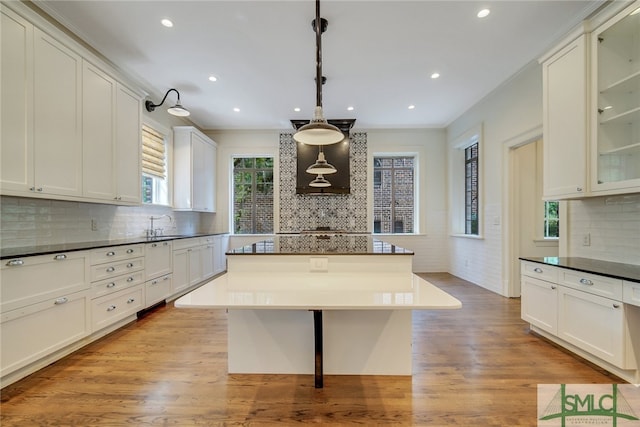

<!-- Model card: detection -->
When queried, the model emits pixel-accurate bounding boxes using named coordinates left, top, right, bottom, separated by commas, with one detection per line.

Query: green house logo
left=539, top=384, right=639, bottom=426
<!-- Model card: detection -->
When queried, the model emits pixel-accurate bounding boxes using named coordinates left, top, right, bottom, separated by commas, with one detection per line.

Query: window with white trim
left=232, top=157, right=274, bottom=234
left=373, top=156, right=415, bottom=234
left=449, top=126, right=482, bottom=236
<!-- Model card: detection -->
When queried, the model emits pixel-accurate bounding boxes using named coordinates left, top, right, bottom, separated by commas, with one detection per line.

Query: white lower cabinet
left=521, top=260, right=638, bottom=382
left=145, top=274, right=172, bottom=307
left=557, top=285, right=628, bottom=368
left=1, top=289, right=91, bottom=378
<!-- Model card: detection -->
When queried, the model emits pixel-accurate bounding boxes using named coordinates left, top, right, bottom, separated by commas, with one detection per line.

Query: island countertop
left=226, top=234, right=414, bottom=256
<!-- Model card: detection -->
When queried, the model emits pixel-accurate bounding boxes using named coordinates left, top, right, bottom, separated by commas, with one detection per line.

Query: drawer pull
left=127, top=298, right=135, bottom=304
left=107, top=282, right=116, bottom=288
left=579, top=278, right=593, bottom=286
left=163, top=242, right=169, bottom=246
left=127, top=276, right=134, bottom=282
left=551, top=285, right=557, bottom=290
left=106, top=305, right=117, bottom=312
left=106, top=251, right=116, bottom=257
left=533, top=267, right=543, bottom=273
left=151, top=280, right=158, bottom=285
left=126, top=249, right=134, bottom=254
left=126, top=263, right=134, bottom=268
left=53, top=254, right=67, bottom=260
left=152, top=243, right=158, bottom=247
left=163, top=276, right=169, bottom=281
left=6, top=259, right=24, bottom=266
left=106, top=266, right=115, bottom=273
left=54, top=297, right=68, bottom=305
left=613, top=303, right=620, bottom=309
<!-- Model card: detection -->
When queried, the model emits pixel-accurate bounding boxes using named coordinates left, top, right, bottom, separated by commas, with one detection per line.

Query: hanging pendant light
left=293, top=0, right=344, bottom=146
left=306, top=147, right=337, bottom=175
left=309, top=174, right=331, bottom=188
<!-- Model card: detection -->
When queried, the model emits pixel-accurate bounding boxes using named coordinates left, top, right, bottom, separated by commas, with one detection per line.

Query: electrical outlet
left=310, top=257, right=329, bottom=272
left=91, top=219, right=98, bottom=231
left=582, top=233, right=591, bottom=246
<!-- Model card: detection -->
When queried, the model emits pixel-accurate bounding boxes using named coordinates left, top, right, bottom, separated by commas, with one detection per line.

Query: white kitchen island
left=175, top=235, right=461, bottom=387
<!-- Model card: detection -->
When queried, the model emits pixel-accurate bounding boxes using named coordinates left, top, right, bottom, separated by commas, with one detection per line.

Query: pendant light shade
left=294, top=107, right=344, bottom=146
left=166, top=102, right=190, bottom=117
left=293, top=0, right=343, bottom=146
left=306, top=149, right=337, bottom=175
left=309, top=174, right=331, bottom=188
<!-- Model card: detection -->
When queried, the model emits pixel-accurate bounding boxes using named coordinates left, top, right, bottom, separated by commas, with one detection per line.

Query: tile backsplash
left=567, top=194, right=640, bottom=265
left=0, top=196, right=201, bottom=249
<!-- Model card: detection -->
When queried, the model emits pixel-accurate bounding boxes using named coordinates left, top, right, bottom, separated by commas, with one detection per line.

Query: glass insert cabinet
left=591, top=3, right=640, bottom=192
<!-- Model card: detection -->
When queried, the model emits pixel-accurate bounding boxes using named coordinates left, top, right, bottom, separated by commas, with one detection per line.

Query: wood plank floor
left=1, top=273, right=621, bottom=426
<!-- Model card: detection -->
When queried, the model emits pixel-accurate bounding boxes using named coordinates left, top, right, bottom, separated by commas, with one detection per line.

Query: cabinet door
left=172, top=249, right=190, bottom=294
left=542, top=35, right=588, bottom=199
left=82, top=61, right=116, bottom=201
left=145, top=241, right=172, bottom=280
left=188, top=247, right=203, bottom=286
left=1, top=7, right=33, bottom=194
left=201, top=243, right=215, bottom=280
left=33, top=29, right=82, bottom=197
left=558, top=286, right=627, bottom=368
left=521, top=275, right=558, bottom=335
left=191, top=133, right=215, bottom=212
left=115, top=84, right=141, bottom=203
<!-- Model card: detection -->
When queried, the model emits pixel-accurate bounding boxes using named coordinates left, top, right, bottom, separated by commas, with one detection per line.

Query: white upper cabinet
left=173, top=126, right=217, bottom=212
left=114, top=84, right=142, bottom=204
left=590, top=2, right=640, bottom=194
left=541, top=34, right=589, bottom=199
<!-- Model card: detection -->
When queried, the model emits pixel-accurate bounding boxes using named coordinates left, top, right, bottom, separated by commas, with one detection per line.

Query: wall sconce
left=145, top=88, right=190, bottom=117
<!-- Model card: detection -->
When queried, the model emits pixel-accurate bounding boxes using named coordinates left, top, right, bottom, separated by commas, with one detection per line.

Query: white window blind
left=142, top=125, right=166, bottom=178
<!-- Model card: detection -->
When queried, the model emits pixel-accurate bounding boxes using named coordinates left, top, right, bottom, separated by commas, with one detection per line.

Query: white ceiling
left=34, top=0, right=605, bottom=131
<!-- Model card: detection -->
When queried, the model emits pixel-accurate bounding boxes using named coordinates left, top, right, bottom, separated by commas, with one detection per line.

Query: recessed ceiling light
left=431, top=72, right=440, bottom=79
left=408, top=105, right=415, bottom=110
left=294, top=107, right=301, bottom=112
left=208, top=75, right=217, bottom=82
left=161, top=18, right=173, bottom=28
left=233, top=107, right=240, bottom=112
left=477, top=9, right=490, bottom=18
left=347, top=106, right=354, bottom=111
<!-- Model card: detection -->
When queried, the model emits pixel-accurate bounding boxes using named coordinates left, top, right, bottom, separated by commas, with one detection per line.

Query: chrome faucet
left=147, top=214, right=173, bottom=237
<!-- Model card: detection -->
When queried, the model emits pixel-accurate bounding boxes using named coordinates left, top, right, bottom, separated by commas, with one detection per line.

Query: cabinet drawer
left=90, top=257, right=144, bottom=282
left=91, top=284, right=144, bottom=332
left=145, top=274, right=172, bottom=307
left=172, top=237, right=201, bottom=251
left=90, top=244, right=143, bottom=264
left=1, top=251, right=90, bottom=312
left=1, top=289, right=90, bottom=376
left=559, top=269, right=623, bottom=300
left=92, top=271, right=144, bottom=298
left=623, top=281, right=640, bottom=307
left=521, top=261, right=558, bottom=282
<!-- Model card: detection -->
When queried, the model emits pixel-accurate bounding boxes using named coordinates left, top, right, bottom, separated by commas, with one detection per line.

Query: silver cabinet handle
left=126, top=263, right=134, bottom=268
left=163, top=276, right=169, bottom=281
left=106, top=266, right=115, bottom=273
left=53, top=254, right=67, bottom=260
left=36, top=187, right=43, bottom=192
left=151, top=280, right=158, bottom=285
left=551, top=285, right=557, bottom=290
left=163, top=242, right=169, bottom=246
left=29, top=186, right=35, bottom=191
left=54, top=297, right=68, bottom=305
left=126, top=249, right=134, bottom=254
left=576, top=187, right=583, bottom=192
left=6, top=259, right=24, bottom=266
left=152, top=243, right=158, bottom=247
left=106, top=251, right=116, bottom=257
left=127, top=298, right=135, bottom=304
left=106, top=305, right=117, bottom=312
left=533, top=267, right=543, bottom=273
left=579, top=278, right=593, bottom=286
left=613, top=303, right=620, bottom=309
left=107, top=282, right=116, bottom=288
left=127, top=276, right=134, bottom=282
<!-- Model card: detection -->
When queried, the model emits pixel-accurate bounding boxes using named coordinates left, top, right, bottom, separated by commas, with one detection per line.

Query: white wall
left=446, top=61, right=544, bottom=295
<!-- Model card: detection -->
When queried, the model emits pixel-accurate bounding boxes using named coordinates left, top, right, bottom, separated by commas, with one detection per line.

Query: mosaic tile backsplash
left=279, top=132, right=368, bottom=233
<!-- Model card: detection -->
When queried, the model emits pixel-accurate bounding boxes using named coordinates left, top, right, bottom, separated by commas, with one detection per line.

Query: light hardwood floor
left=1, top=273, right=621, bottom=426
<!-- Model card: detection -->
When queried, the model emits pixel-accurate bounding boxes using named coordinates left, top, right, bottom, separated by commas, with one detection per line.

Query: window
left=465, top=142, right=479, bottom=235
left=373, top=156, right=415, bottom=234
left=141, top=124, right=169, bottom=205
left=233, top=157, right=274, bottom=234
left=544, top=201, right=559, bottom=238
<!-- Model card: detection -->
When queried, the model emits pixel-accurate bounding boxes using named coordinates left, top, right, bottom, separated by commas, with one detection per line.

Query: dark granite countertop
left=520, top=256, right=640, bottom=283
left=227, top=235, right=413, bottom=256
left=1, top=232, right=229, bottom=260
